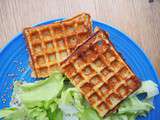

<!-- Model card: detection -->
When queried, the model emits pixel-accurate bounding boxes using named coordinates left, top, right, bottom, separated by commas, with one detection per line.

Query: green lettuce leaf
left=118, top=97, right=154, bottom=116
left=0, top=71, right=65, bottom=120
left=59, top=87, right=102, bottom=120
left=59, top=87, right=83, bottom=120
left=0, top=107, right=30, bottom=120
left=80, top=107, right=102, bottom=120
left=16, top=71, right=65, bottom=107
left=52, top=107, right=63, bottom=120
left=0, top=72, right=159, bottom=120
left=104, top=80, right=159, bottom=120
left=0, top=108, right=18, bottom=118
left=135, top=80, right=159, bottom=99
left=59, top=88, right=84, bottom=112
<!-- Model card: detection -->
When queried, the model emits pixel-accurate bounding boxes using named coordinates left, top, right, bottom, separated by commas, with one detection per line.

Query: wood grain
left=0, top=0, right=160, bottom=77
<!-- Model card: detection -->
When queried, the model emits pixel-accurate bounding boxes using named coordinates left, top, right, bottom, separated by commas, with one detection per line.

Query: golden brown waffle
left=23, top=13, right=92, bottom=78
left=60, top=28, right=141, bottom=117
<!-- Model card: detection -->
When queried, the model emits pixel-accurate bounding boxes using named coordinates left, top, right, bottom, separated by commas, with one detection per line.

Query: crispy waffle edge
left=23, top=13, right=92, bottom=78
left=23, top=27, right=38, bottom=77
left=60, top=28, right=141, bottom=117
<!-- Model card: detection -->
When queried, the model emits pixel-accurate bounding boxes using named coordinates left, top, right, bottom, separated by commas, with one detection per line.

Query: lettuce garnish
left=0, top=71, right=159, bottom=120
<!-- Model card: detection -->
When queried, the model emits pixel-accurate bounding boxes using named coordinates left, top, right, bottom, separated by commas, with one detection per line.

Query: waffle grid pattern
left=61, top=29, right=141, bottom=117
left=23, top=13, right=92, bottom=78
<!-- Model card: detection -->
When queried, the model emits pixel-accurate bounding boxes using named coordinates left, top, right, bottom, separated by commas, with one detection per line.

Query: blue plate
left=0, top=19, right=159, bottom=119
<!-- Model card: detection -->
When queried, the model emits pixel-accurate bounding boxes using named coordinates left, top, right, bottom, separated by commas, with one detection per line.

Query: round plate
left=0, top=19, right=159, bottom=119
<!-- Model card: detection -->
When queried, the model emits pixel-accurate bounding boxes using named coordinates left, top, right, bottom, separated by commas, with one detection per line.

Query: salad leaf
left=118, top=97, right=154, bottom=117
left=0, top=108, right=18, bottom=118
left=16, top=71, right=65, bottom=107
left=28, top=107, right=48, bottom=120
left=0, top=107, right=30, bottom=120
left=104, top=80, right=159, bottom=120
left=0, top=72, right=159, bottom=120
left=0, top=71, right=65, bottom=120
left=80, top=107, right=102, bottom=120
left=0, top=96, right=62, bottom=120
left=59, top=103, right=79, bottom=120
left=59, top=87, right=102, bottom=120
left=52, top=107, right=63, bottom=120
left=59, top=88, right=83, bottom=120
left=59, top=88, right=84, bottom=112
left=135, top=80, right=159, bottom=99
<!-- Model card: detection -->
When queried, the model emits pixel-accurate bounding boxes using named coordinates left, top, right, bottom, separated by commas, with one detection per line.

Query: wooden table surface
left=0, top=0, right=160, bottom=77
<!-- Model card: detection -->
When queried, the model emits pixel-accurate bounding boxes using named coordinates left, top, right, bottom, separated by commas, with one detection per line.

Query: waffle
left=23, top=13, right=92, bottom=78
left=60, top=28, right=141, bottom=117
